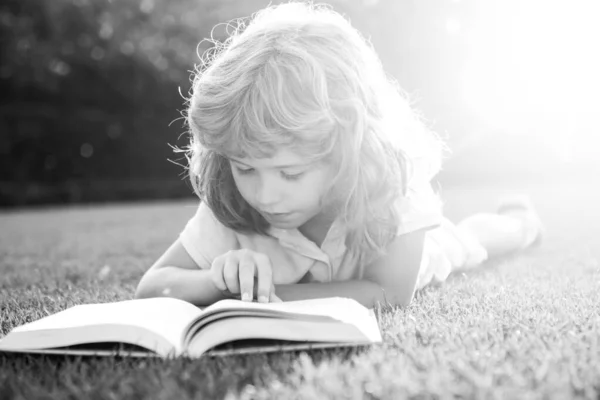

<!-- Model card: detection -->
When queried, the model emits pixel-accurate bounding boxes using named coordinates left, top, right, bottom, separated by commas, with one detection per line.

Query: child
left=135, top=2, right=544, bottom=308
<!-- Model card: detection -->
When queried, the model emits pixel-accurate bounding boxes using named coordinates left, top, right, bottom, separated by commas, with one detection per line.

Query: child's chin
left=267, top=215, right=307, bottom=230
left=263, top=212, right=303, bottom=229
left=269, top=220, right=301, bottom=230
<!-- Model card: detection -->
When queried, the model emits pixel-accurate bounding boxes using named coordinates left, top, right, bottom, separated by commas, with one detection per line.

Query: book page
left=6, top=297, right=204, bottom=353
left=187, top=312, right=381, bottom=357
left=202, top=297, right=373, bottom=325
left=194, top=297, right=382, bottom=345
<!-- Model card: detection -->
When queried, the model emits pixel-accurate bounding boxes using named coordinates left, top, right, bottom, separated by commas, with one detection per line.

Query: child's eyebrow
left=228, top=157, right=312, bottom=169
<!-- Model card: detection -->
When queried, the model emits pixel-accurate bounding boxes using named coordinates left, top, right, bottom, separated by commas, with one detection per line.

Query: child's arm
left=274, top=229, right=426, bottom=308
left=135, top=238, right=231, bottom=306
left=274, top=280, right=386, bottom=308
left=136, top=230, right=425, bottom=308
left=135, top=266, right=232, bottom=305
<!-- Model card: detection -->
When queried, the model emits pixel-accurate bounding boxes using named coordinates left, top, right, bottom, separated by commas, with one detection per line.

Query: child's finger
left=210, top=256, right=227, bottom=291
left=223, top=256, right=241, bottom=294
left=238, top=253, right=255, bottom=302
left=253, top=253, right=273, bottom=303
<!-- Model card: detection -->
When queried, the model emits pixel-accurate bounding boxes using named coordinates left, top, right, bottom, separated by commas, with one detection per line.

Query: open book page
left=201, top=297, right=372, bottom=322
left=183, top=302, right=345, bottom=343
left=1, top=297, right=204, bottom=356
left=187, top=298, right=382, bottom=348
left=183, top=310, right=331, bottom=344
left=187, top=314, right=379, bottom=358
left=204, top=310, right=381, bottom=357
left=203, top=297, right=380, bottom=338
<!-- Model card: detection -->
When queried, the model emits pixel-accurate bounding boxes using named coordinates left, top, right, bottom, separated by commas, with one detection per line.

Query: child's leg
left=456, top=195, right=544, bottom=259
left=415, top=196, right=544, bottom=290
left=416, top=218, right=489, bottom=290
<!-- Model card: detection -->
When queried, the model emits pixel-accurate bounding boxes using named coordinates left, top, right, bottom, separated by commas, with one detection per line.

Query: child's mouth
left=262, top=211, right=295, bottom=222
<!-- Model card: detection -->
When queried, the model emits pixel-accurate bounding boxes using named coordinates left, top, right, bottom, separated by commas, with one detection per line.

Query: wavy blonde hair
left=182, top=1, right=445, bottom=259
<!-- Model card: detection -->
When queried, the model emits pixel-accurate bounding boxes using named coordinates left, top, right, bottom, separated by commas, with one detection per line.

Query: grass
left=1, top=183, right=599, bottom=399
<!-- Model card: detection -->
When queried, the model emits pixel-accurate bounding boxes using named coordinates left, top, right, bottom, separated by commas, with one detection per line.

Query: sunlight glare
left=461, top=0, right=600, bottom=169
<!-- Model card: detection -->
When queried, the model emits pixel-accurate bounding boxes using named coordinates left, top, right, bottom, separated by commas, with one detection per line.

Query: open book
left=0, top=297, right=382, bottom=358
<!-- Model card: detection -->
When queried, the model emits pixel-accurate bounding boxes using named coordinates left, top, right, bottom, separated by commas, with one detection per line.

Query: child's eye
left=281, top=171, right=304, bottom=181
left=235, top=167, right=255, bottom=175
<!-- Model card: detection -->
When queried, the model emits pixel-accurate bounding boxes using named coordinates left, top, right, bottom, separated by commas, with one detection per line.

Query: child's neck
left=298, top=211, right=338, bottom=248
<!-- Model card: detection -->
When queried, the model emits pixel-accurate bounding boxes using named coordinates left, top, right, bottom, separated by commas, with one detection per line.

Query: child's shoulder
left=186, top=201, right=264, bottom=242
left=183, top=201, right=240, bottom=245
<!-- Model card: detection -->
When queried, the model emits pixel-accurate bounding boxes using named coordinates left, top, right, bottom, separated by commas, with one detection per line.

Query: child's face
left=229, top=148, right=335, bottom=230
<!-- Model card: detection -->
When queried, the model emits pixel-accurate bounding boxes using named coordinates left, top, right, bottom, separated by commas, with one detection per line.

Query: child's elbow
left=134, top=272, right=160, bottom=299
left=383, top=285, right=415, bottom=307
left=134, top=285, right=150, bottom=300
left=399, top=294, right=414, bottom=307
left=134, top=282, right=151, bottom=300
left=390, top=294, right=414, bottom=308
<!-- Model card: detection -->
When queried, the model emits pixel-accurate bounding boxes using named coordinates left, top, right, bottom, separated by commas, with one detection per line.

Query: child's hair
left=181, top=2, right=445, bottom=259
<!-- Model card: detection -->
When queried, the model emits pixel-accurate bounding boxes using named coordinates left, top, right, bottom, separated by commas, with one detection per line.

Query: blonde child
left=135, top=2, right=543, bottom=308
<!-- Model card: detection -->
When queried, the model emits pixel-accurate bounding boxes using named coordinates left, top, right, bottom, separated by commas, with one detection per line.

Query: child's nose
left=254, top=176, right=282, bottom=209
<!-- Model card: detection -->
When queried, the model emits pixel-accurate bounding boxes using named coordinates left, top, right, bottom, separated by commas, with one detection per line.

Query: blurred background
left=1, top=0, right=599, bottom=208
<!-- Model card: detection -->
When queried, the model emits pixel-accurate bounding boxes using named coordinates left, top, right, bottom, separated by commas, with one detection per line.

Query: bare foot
left=496, top=195, right=545, bottom=248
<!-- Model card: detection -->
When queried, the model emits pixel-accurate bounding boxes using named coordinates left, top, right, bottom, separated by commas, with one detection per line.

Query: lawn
left=1, top=183, right=598, bottom=399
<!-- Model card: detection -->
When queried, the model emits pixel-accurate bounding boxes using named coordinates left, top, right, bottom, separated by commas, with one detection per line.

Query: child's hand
left=210, top=249, right=282, bottom=303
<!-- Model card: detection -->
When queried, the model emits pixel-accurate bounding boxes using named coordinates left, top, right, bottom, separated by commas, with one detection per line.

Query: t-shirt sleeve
left=179, top=201, right=239, bottom=269
left=395, top=157, right=444, bottom=236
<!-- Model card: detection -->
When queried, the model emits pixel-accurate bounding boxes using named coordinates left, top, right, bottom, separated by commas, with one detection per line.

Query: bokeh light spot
left=80, top=143, right=94, bottom=158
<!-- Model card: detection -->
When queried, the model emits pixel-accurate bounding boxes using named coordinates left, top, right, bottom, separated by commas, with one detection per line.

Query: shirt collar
left=268, top=216, right=348, bottom=260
